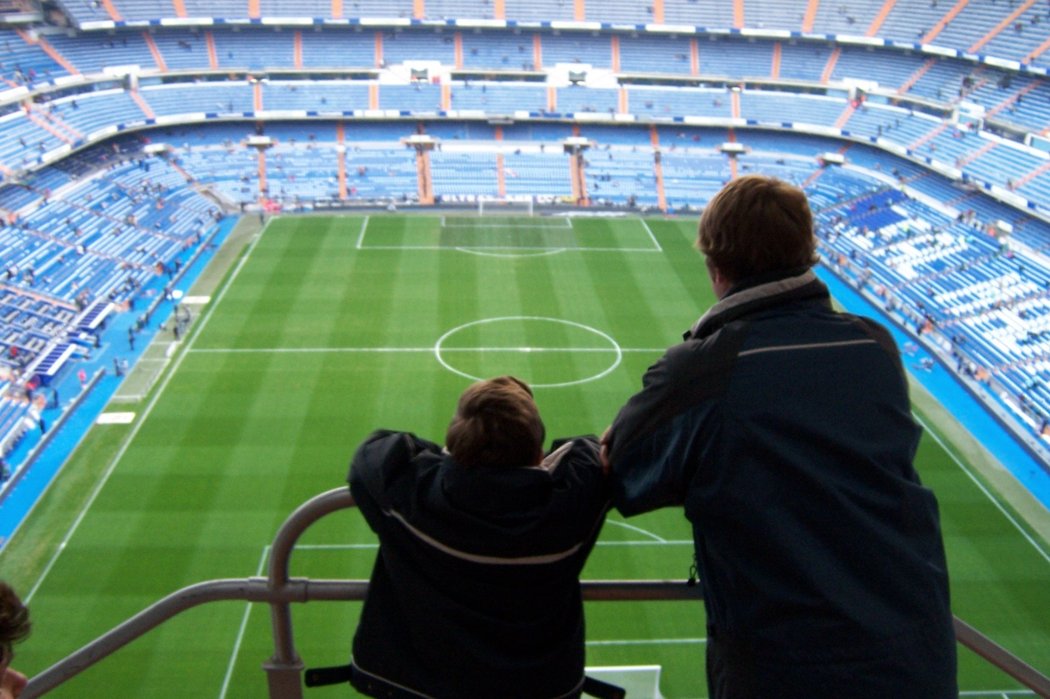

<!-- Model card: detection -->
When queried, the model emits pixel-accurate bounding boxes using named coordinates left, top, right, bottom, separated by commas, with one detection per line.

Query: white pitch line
left=586, top=638, right=706, bottom=647
left=605, top=519, right=672, bottom=543
left=218, top=545, right=270, bottom=699
left=456, top=247, right=568, bottom=259
left=290, top=543, right=380, bottom=551
left=26, top=226, right=270, bottom=603
left=914, top=412, right=1050, bottom=566
left=596, top=539, right=693, bottom=546
left=188, top=346, right=670, bottom=354
left=639, top=219, right=663, bottom=252
left=287, top=539, right=692, bottom=552
left=191, top=347, right=435, bottom=354
left=354, top=215, right=369, bottom=249
left=440, top=224, right=573, bottom=230
left=358, top=245, right=661, bottom=253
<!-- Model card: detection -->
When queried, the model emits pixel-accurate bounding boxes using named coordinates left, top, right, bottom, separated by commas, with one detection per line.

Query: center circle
left=434, top=316, right=623, bottom=388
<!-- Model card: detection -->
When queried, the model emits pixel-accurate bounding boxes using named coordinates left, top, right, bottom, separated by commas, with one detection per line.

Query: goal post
left=477, top=197, right=534, bottom=218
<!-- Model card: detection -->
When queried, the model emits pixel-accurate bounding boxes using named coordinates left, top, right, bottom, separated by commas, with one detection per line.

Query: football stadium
left=0, top=0, right=1048, bottom=696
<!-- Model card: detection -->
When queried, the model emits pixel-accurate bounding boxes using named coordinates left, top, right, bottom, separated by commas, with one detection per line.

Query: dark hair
left=697, top=174, right=819, bottom=284
left=445, top=376, right=545, bottom=468
left=0, top=581, right=30, bottom=666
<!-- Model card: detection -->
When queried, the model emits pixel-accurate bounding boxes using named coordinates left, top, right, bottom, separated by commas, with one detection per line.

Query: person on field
left=348, top=376, right=610, bottom=698
left=602, top=174, right=957, bottom=698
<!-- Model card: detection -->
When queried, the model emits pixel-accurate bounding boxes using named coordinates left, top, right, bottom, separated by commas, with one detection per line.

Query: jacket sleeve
left=547, top=436, right=611, bottom=561
left=347, top=429, right=441, bottom=532
left=605, top=344, right=714, bottom=517
left=551, top=435, right=610, bottom=510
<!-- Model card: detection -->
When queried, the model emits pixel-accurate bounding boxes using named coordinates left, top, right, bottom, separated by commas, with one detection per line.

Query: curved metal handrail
left=23, top=488, right=1050, bottom=698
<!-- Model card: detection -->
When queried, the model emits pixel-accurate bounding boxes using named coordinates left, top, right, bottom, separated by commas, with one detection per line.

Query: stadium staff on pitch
left=346, top=376, right=610, bottom=698
left=0, top=582, right=30, bottom=699
left=601, top=174, right=956, bottom=698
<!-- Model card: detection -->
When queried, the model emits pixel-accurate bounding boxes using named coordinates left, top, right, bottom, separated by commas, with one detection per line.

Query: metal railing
left=23, top=488, right=1050, bottom=698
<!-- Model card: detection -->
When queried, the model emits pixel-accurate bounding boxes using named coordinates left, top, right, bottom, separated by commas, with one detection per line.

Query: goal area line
left=440, top=214, right=573, bottom=230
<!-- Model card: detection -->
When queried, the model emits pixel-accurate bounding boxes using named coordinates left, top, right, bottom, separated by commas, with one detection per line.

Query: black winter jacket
left=605, top=269, right=957, bottom=699
left=349, top=430, right=609, bottom=699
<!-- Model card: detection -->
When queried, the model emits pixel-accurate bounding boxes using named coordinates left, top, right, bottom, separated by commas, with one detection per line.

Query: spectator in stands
left=347, top=376, right=609, bottom=698
left=0, top=581, right=30, bottom=699
left=601, top=175, right=957, bottom=699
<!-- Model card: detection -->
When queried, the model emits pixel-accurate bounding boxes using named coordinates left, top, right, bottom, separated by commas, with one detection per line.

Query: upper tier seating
left=1, top=2, right=1049, bottom=445
left=2, top=27, right=1046, bottom=136
left=45, top=0, right=1050, bottom=72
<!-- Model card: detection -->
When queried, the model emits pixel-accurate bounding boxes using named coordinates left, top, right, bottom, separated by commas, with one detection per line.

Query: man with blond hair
left=346, top=376, right=609, bottom=698
left=602, top=175, right=956, bottom=698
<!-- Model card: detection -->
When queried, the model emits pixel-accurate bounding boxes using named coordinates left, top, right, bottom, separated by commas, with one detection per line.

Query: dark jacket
left=605, top=269, right=957, bottom=699
left=348, top=430, right=610, bottom=699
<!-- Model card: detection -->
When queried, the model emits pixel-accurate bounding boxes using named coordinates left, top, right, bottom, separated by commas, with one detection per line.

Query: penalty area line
left=639, top=219, right=663, bottom=253
left=287, top=540, right=693, bottom=553
left=355, top=215, right=370, bottom=250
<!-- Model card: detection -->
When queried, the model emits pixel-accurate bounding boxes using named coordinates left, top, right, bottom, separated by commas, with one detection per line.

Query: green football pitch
left=2, top=214, right=1048, bottom=697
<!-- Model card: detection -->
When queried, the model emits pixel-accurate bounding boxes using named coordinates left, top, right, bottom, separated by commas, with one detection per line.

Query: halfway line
left=188, top=347, right=670, bottom=354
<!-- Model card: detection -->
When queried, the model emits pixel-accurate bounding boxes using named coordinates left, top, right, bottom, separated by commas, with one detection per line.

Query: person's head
left=697, top=174, right=818, bottom=296
left=0, top=582, right=29, bottom=699
left=446, top=376, right=546, bottom=468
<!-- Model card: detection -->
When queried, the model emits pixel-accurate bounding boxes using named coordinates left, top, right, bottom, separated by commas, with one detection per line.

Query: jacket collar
left=686, top=268, right=831, bottom=340
left=440, top=450, right=562, bottom=516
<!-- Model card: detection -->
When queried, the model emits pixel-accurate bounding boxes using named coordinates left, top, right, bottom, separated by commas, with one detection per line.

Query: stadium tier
left=0, top=4, right=1049, bottom=694
left=0, top=2, right=1046, bottom=452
